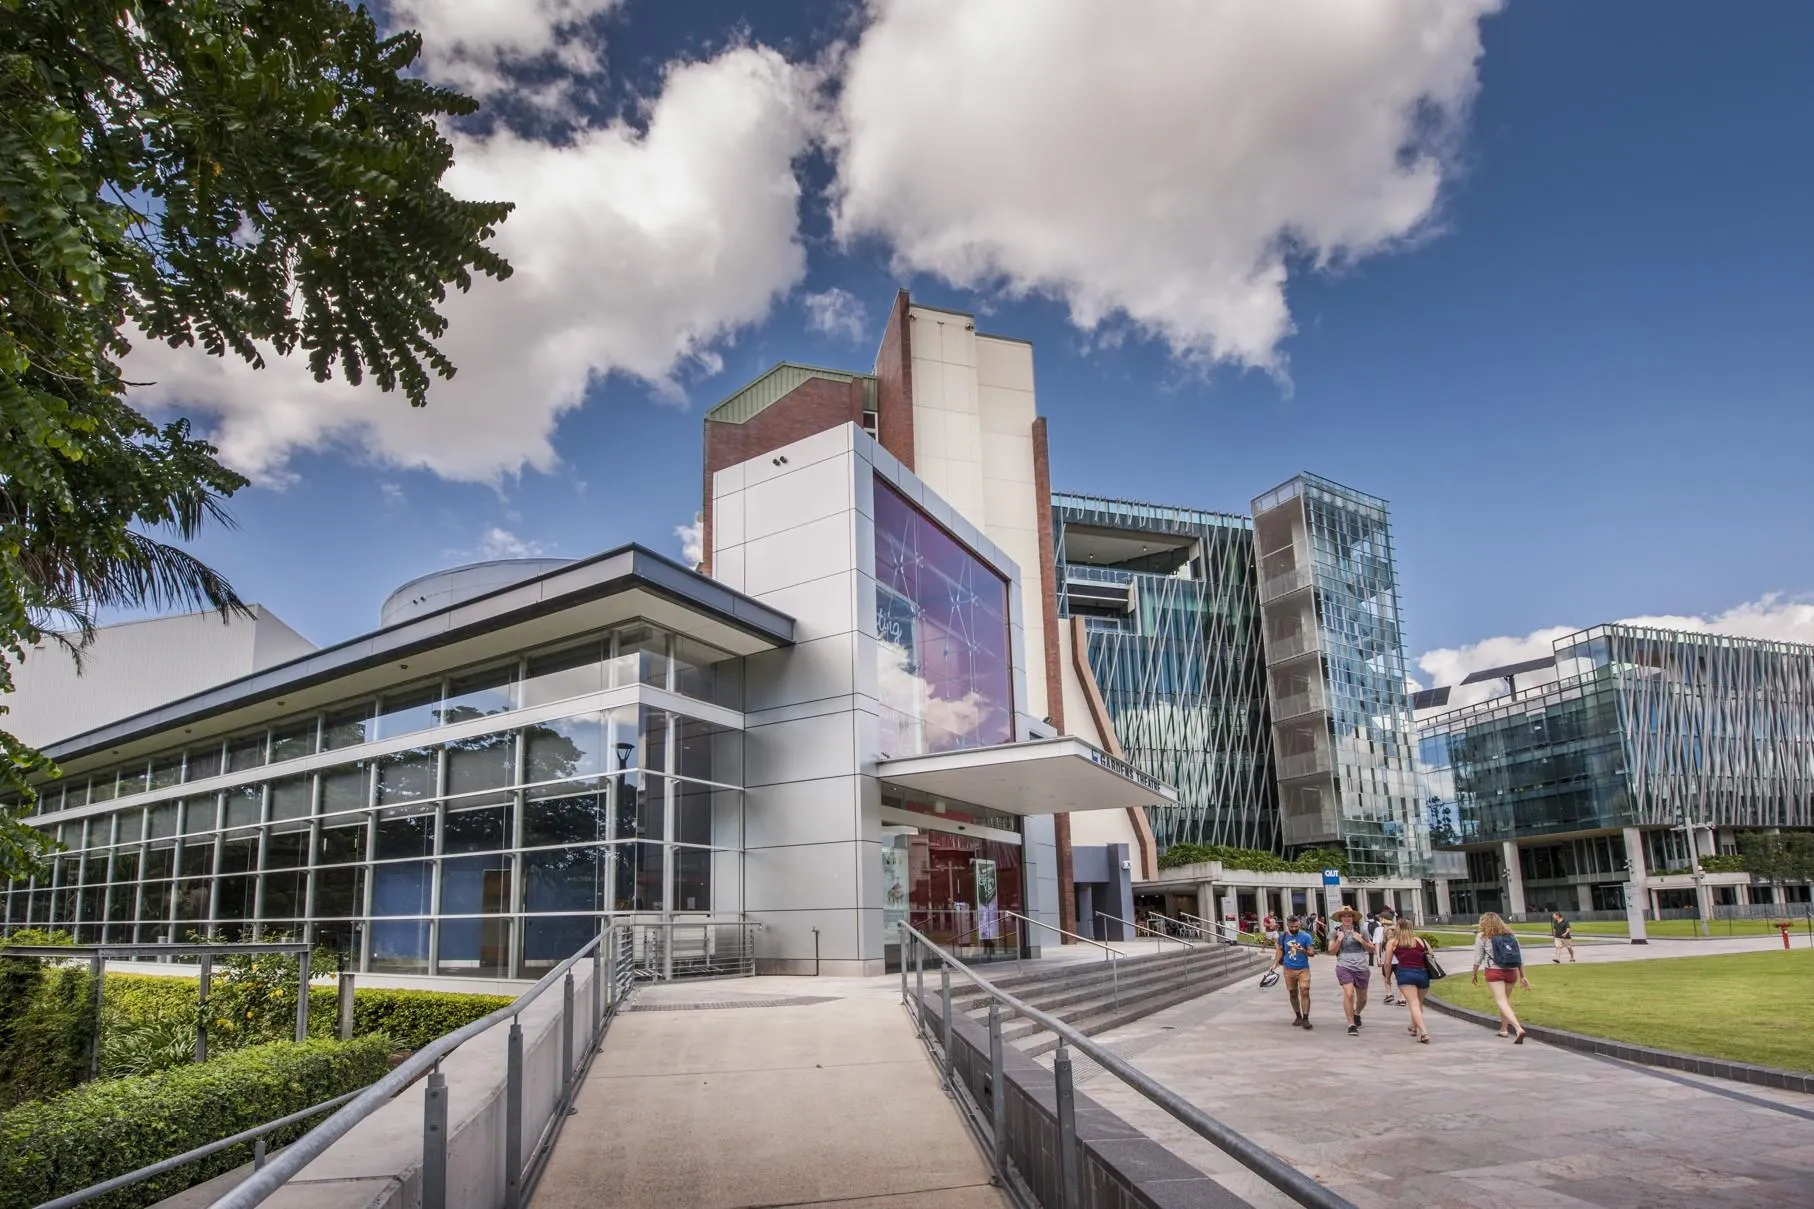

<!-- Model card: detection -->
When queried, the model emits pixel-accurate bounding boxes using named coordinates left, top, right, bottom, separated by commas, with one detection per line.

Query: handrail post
left=253, top=1138, right=266, bottom=1171
left=987, top=1003, right=1007, bottom=1178
left=294, top=948, right=311, bottom=1042
left=899, top=935, right=909, bottom=1005
left=561, top=970, right=576, bottom=1108
left=422, top=1063, right=448, bottom=1209
left=939, top=965, right=954, bottom=1094
left=504, top=1018, right=524, bottom=1209
left=1054, top=1041, right=1080, bottom=1209
left=914, top=940, right=925, bottom=1037
left=592, top=936, right=604, bottom=1034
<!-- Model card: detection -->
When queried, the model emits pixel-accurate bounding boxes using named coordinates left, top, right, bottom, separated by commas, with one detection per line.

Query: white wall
left=711, top=422, right=1053, bottom=973
left=5, top=606, right=316, bottom=747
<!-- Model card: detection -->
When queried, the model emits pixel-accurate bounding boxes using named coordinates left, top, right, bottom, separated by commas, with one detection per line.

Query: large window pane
left=314, top=865, right=366, bottom=918
left=181, top=797, right=218, bottom=835
left=873, top=478, right=1014, bottom=757
left=261, top=868, right=307, bottom=919
left=227, top=735, right=267, bottom=773
left=321, top=763, right=369, bottom=819
left=444, top=803, right=509, bottom=855
left=619, top=626, right=668, bottom=691
left=219, top=829, right=260, bottom=876
left=266, top=829, right=309, bottom=870
left=370, top=919, right=430, bottom=974
left=524, top=715, right=605, bottom=788
left=148, top=803, right=180, bottom=840
left=323, top=705, right=373, bottom=750
left=377, top=748, right=437, bottom=807
left=116, top=809, right=143, bottom=845
left=186, top=745, right=224, bottom=782
left=319, top=817, right=368, bottom=866
left=437, top=856, right=511, bottom=978
left=523, top=791, right=604, bottom=849
left=523, top=642, right=604, bottom=708
left=442, top=667, right=517, bottom=724
left=371, top=862, right=432, bottom=917
left=673, top=847, right=710, bottom=913
left=672, top=635, right=739, bottom=708
left=523, top=845, right=607, bottom=914
left=270, top=720, right=318, bottom=762
left=149, top=758, right=182, bottom=791
left=447, top=733, right=514, bottom=804
left=616, top=774, right=660, bottom=841
left=376, top=807, right=435, bottom=861
left=270, top=776, right=314, bottom=824
left=376, top=686, right=441, bottom=740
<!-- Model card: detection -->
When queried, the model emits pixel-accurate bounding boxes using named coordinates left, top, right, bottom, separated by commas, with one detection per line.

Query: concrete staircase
left=951, top=941, right=1272, bottom=1057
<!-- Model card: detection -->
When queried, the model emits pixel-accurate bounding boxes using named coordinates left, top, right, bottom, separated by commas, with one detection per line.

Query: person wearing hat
left=1267, top=914, right=1318, bottom=1029
left=1326, top=904, right=1377, bottom=1035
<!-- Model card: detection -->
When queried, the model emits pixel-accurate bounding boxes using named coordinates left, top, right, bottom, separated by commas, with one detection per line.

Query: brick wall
left=873, top=288, right=915, bottom=470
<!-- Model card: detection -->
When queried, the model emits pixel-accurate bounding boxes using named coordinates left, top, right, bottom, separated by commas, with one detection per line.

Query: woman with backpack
left=1471, top=911, right=1531, bottom=1043
left=1382, top=917, right=1435, bottom=1043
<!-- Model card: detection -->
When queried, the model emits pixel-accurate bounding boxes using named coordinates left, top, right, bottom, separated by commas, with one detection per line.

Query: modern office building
left=1051, top=494, right=1276, bottom=851
left=1418, top=623, right=1814, bottom=917
left=1252, top=475, right=1426, bottom=880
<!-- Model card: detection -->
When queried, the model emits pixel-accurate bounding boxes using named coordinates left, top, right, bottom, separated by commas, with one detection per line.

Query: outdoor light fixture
left=614, top=741, right=635, bottom=770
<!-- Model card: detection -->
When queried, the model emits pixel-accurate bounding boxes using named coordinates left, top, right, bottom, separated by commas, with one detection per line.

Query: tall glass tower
left=1251, top=475, right=1424, bottom=877
left=1053, top=494, right=1277, bottom=850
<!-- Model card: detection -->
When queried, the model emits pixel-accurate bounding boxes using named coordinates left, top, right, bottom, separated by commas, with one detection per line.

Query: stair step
left=1016, top=957, right=1269, bottom=1056
left=956, top=950, right=1257, bottom=1016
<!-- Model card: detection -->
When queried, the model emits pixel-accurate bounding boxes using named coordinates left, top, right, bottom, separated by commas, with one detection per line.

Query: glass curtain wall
left=1, top=625, right=745, bottom=978
left=1052, top=494, right=1277, bottom=850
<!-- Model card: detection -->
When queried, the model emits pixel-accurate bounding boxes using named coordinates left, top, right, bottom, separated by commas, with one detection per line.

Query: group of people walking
left=1266, top=906, right=1544, bottom=1044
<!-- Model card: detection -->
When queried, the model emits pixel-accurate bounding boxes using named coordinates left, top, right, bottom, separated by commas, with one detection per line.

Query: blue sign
left=1321, top=869, right=1341, bottom=886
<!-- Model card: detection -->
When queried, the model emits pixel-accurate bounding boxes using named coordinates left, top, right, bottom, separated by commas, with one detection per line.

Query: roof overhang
left=43, top=545, right=793, bottom=770
left=875, top=737, right=1176, bottom=817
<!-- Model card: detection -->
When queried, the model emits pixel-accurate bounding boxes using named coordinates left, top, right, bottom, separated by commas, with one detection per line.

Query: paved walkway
left=532, top=976, right=1008, bottom=1209
left=1068, top=953, right=1814, bottom=1208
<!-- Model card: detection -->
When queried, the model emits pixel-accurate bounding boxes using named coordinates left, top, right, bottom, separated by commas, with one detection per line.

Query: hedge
left=1157, top=843, right=1350, bottom=875
left=0, top=960, right=94, bottom=1112
left=101, top=975, right=511, bottom=1054
left=0, top=1036, right=390, bottom=1209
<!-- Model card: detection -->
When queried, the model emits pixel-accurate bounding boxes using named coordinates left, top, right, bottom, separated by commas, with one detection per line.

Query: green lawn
left=1427, top=948, right=1814, bottom=1072
left=1562, top=918, right=1809, bottom=939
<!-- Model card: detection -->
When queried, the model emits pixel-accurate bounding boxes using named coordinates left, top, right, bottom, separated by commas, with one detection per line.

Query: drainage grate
left=629, top=996, right=838, bottom=1012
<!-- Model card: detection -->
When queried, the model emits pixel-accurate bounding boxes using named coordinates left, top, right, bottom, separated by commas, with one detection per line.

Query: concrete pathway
left=531, top=976, right=1009, bottom=1209
left=1067, top=954, right=1814, bottom=1208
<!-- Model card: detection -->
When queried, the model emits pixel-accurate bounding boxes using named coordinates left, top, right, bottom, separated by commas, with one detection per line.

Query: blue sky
left=136, top=1, right=1814, bottom=681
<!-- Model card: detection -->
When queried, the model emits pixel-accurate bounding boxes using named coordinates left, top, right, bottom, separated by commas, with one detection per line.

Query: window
left=376, top=686, right=441, bottom=741
left=443, top=667, right=517, bottom=723
left=523, top=644, right=604, bottom=708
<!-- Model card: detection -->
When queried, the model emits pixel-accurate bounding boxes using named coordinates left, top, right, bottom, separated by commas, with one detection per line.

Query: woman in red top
left=1382, top=917, right=1434, bottom=1043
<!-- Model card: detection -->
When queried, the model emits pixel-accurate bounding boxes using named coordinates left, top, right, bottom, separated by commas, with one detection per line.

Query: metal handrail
left=1141, top=911, right=1206, bottom=944
left=1001, top=909, right=1124, bottom=961
left=1179, top=912, right=1267, bottom=945
left=37, top=1089, right=364, bottom=1209
left=212, top=926, right=633, bottom=1209
left=1097, top=910, right=1195, bottom=950
left=899, top=923, right=1354, bottom=1209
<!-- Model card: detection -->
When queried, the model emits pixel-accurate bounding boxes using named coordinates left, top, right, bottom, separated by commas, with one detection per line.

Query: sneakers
left=1292, top=1014, right=1305, bottom=1028
left=1354, top=1012, right=1363, bottom=1029
left=1302, top=1019, right=1314, bottom=1030
left=1347, top=1024, right=1360, bottom=1036
left=1552, top=958, right=1561, bottom=964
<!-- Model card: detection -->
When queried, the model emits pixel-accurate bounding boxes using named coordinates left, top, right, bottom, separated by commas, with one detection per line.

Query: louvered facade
left=1053, top=495, right=1277, bottom=850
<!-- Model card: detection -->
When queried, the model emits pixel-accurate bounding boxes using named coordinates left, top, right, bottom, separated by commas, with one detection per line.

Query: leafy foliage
left=0, top=932, right=94, bottom=1110
left=0, top=1036, right=390, bottom=1209
left=1737, top=831, right=1814, bottom=884
left=1698, top=853, right=1748, bottom=873
left=0, top=0, right=513, bottom=874
left=1157, top=843, right=1351, bottom=875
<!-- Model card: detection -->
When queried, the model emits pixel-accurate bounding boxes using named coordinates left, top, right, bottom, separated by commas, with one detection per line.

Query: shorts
left=1485, top=967, right=1519, bottom=984
left=1394, top=969, right=1430, bottom=990
left=1335, top=965, right=1371, bottom=989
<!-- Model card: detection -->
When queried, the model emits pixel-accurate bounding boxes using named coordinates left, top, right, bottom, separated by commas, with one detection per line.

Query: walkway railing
left=1001, top=909, right=1122, bottom=1006
left=1095, top=910, right=1195, bottom=950
left=627, top=918, right=762, bottom=980
left=899, top=924, right=1353, bottom=1209
left=1179, top=912, right=1266, bottom=946
left=212, top=924, right=636, bottom=1209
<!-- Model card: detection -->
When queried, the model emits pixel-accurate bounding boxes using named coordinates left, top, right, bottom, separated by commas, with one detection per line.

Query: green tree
left=1738, top=830, right=1814, bottom=908
left=0, top=0, right=514, bottom=878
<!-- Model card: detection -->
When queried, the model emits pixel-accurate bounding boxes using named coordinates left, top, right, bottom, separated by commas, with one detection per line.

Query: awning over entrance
left=875, top=736, right=1176, bottom=816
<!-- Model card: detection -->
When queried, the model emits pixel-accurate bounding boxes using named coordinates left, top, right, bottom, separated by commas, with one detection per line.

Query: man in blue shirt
left=1268, top=914, right=1317, bottom=1030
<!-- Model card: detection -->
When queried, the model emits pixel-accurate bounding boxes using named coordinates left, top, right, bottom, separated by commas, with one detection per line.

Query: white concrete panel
left=980, top=432, right=1035, bottom=484
left=938, top=316, right=976, bottom=366
left=941, top=360, right=978, bottom=414
left=740, top=423, right=854, bottom=489
left=914, top=405, right=946, bottom=459
left=744, top=840, right=871, bottom=911
left=752, top=570, right=856, bottom=643
left=938, top=473, right=983, bottom=528
left=712, top=462, right=745, bottom=497
left=743, top=452, right=852, bottom=540
left=711, top=543, right=745, bottom=593
left=746, top=631, right=857, bottom=713
left=744, top=775, right=865, bottom=849
left=713, top=489, right=745, bottom=551
left=911, top=359, right=945, bottom=409
left=742, top=512, right=854, bottom=598
left=983, top=479, right=1040, bottom=531
left=749, top=906, right=879, bottom=966
left=853, top=465, right=875, bottom=519
left=1069, top=806, right=1139, bottom=848
left=851, top=629, right=879, bottom=705
left=945, top=411, right=983, bottom=462
left=745, top=709, right=857, bottom=787
left=978, top=387, right=1035, bottom=433
left=976, top=336, right=1034, bottom=391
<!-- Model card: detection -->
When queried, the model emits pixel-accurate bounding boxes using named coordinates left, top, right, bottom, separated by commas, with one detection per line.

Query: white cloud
left=1417, top=594, right=1814, bottom=709
left=389, top=0, right=622, bottom=106
left=801, top=287, right=868, bottom=342
left=831, top=0, right=1498, bottom=372
left=125, top=46, right=817, bottom=484
left=675, top=513, right=704, bottom=566
left=477, top=526, right=549, bottom=559
left=380, top=482, right=407, bottom=508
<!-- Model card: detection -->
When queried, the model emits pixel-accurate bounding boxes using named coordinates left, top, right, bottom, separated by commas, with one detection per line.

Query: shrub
left=0, top=935, right=95, bottom=1111
left=0, top=1036, right=390, bottom=1209
left=1156, top=843, right=1351, bottom=876
left=306, top=987, right=513, bottom=1050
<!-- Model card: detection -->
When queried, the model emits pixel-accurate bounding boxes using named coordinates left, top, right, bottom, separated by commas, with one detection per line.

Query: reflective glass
left=370, top=920, right=430, bottom=974
left=377, top=748, right=437, bottom=806
left=442, top=667, right=516, bottom=723
left=375, top=808, right=435, bottom=862
left=323, top=705, right=373, bottom=750
left=523, top=714, right=605, bottom=788
left=270, top=720, right=317, bottom=762
left=227, top=735, right=267, bottom=773
left=375, top=686, right=441, bottom=741
left=523, top=643, right=604, bottom=708
left=186, top=745, right=224, bottom=782
left=438, top=856, right=511, bottom=977
left=225, top=785, right=263, bottom=829
left=446, top=733, right=514, bottom=804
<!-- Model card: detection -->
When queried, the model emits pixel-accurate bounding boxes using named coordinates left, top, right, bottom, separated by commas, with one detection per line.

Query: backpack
left=1489, top=933, right=1523, bottom=968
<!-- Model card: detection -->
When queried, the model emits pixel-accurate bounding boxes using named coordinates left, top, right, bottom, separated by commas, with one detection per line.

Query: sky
left=122, top=0, right=1814, bottom=691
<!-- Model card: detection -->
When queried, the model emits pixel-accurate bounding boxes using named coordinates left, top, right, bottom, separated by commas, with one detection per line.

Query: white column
left=1434, top=878, right=1452, bottom=920
left=1623, top=825, right=1649, bottom=917
left=1576, top=882, right=1593, bottom=914
left=1410, top=888, right=1426, bottom=926
left=1737, top=882, right=1752, bottom=907
left=1501, top=840, right=1527, bottom=918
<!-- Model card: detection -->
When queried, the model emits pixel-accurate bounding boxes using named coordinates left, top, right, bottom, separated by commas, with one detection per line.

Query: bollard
left=561, top=971, right=576, bottom=1108
left=423, top=1064, right=449, bottom=1209
left=899, top=941, right=909, bottom=1006
left=253, top=1138, right=266, bottom=1171
left=504, top=1019, right=524, bottom=1209
left=1054, top=1041, right=1080, bottom=1209
left=939, top=966, right=954, bottom=1094
left=914, top=941, right=925, bottom=1037
left=988, top=1003, right=1007, bottom=1179
left=592, top=939, right=604, bottom=1032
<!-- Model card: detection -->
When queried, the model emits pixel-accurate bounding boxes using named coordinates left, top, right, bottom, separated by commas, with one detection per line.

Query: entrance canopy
left=875, top=736, right=1175, bottom=817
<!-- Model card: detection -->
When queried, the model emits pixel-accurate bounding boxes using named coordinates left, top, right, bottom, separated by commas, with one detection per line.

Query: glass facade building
left=1422, top=623, right=1814, bottom=848
left=1052, top=494, right=1276, bottom=850
left=1252, top=475, right=1424, bottom=878
left=2, top=623, right=747, bottom=978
